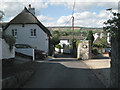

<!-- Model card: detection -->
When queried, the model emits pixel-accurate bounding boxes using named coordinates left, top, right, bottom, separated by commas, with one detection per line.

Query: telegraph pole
left=72, top=16, right=74, bottom=40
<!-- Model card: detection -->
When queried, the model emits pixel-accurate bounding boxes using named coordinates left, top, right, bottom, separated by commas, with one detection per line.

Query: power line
left=63, top=0, right=76, bottom=27
left=72, top=0, right=76, bottom=16
left=64, top=16, right=72, bottom=27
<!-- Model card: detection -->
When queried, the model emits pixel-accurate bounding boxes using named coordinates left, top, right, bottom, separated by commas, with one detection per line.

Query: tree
left=86, top=30, right=94, bottom=45
left=103, top=12, right=120, bottom=37
left=51, top=34, right=60, bottom=46
left=0, top=11, right=16, bottom=52
left=0, top=10, right=5, bottom=21
left=53, top=31, right=60, bottom=36
left=50, top=31, right=60, bottom=46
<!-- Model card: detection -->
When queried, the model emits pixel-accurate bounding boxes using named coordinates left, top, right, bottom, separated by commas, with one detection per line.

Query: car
left=15, top=44, right=32, bottom=48
left=105, top=48, right=111, bottom=53
left=105, top=47, right=111, bottom=57
left=15, top=44, right=47, bottom=59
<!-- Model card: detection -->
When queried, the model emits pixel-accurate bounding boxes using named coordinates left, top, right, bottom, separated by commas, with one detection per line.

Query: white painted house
left=4, top=5, right=51, bottom=54
left=93, top=33, right=99, bottom=41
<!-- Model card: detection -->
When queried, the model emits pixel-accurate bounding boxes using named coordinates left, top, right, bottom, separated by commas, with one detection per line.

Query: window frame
left=12, top=29, right=17, bottom=37
left=30, top=29, right=36, bottom=37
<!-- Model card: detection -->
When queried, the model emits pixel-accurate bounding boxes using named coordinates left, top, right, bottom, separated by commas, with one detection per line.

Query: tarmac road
left=21, top=56, right=105, bottom=88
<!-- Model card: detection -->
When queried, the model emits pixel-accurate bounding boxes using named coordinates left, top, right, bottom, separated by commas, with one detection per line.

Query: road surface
left=21, top=54, right=105, bottom=88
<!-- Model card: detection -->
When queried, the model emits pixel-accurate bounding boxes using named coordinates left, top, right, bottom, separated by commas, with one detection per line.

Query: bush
left=86, top=31, right=94, bottom=45
left=92, top=47, right=99, bottom=55
left=92, top=43, right=103, bottom=48
left=55, top=44, right=61, bottom=49
left=2, top=33, right=16, bottom=51
left=50, top=34, right=60, bottom=46
left=76, top=40, right=83, bottom=48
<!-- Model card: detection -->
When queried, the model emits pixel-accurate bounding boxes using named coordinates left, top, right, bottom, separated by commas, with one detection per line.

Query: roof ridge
left=4, top=7, right=51, bottom=36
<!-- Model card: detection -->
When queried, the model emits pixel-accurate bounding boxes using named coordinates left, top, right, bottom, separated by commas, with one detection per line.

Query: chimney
left=29, top=4, right=31, bottom=8
left=28, top=4, right=35, bottom=15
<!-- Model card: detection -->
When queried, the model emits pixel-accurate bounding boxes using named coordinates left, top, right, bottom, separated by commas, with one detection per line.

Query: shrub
left=2, top=33, right=16, bottom=51
left=92, top=47, right=99, bottom=55
left=86, top=31, right=94, bottom=45
left=50, top=34, right=60, bottom=46
left=55, top=44, right=61, bottom=49
left=76, top=40, right=83, bottom=48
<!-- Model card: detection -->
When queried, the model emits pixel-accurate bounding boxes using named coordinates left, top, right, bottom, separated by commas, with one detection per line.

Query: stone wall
left=2, top=70, right=35, bottom=88
left=77, top=40, right=91, bottom=60
left=110, top=34, right=120, bottom=88
left=110, top=3, right=120, bottom=88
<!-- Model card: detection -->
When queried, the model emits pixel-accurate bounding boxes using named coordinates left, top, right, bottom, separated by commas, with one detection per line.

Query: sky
left=0, top=0, right=119, bottom=28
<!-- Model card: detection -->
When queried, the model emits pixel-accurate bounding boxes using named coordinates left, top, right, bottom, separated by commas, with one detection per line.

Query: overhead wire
left=72, top=0, right=76, bottom=16
left=63, top=0, right=76, bottom=27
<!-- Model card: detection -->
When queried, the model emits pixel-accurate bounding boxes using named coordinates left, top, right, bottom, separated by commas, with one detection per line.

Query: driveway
left=21, top=54, right=105, bottom=88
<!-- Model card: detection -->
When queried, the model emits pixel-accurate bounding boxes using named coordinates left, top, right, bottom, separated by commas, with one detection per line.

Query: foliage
left=81, top=31, right=88, bottom=37
left=92, top=36, right=108, bottom=55
left=76, top=40, right=83, bottom=48
left=50, top=34, right=60, bottom=46
left=55, top=44, right=61, bottom=49
left=93, top=37, right=108, bottom=48
left=86, top=30, right=94, bottom=45
left=0, top=10, right=5, bottom=21
left=53, top=31, right=60, bottom=36
left=92, top=47, right=99, bottom=55
left=2, top=32, right=16, bottom=51
left=103, top=12, right=120, bottom=37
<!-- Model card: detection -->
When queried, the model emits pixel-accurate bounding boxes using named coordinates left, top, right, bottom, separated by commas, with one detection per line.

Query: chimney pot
left=29, top=4, right=31, bottom=8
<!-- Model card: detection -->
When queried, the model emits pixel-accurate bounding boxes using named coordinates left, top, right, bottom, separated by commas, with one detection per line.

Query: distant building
left=56, top=35, right=85, bottom=54
left=107, top=32, right=111, bottom=44
left=59, top=35, right=85, bottom=46
left=93, top=33, right=99, bottom=41
left=4, top=5, right=51, bottom=53
left=100, top=32, right=104, bottom=38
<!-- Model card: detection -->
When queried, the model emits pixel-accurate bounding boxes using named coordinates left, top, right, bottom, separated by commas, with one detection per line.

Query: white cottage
left=4, top=6, right=51, bottom=54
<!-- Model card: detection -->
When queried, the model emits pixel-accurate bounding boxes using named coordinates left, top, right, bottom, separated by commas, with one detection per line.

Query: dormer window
left=12, top=29, right=17, bottom=37
left=31, top=29, right=36, bottom=36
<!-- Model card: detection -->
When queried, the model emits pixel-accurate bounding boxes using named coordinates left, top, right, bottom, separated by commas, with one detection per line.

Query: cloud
left=47, top=1, right=119, bottom=12
left=37, top=15, right=55, bottom=22
left=1, top=0, right=119, bottom=28
left=53, top=10, right=110, bottom=27
left=57, top=15, right=72, bottom=24
left=1, top=1, right=48, bottom=20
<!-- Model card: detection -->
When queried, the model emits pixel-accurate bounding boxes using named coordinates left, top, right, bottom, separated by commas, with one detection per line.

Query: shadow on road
left=21, top=60, right=108, bottom=88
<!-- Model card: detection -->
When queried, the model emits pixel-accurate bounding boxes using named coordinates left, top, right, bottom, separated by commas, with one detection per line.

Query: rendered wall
left=5, top=24, right=49, bottom=53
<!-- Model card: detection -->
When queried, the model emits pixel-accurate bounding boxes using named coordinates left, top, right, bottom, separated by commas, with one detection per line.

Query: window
left=31, top=29, right=36, bottom=36
left=12, top=29, right=17, bottom=37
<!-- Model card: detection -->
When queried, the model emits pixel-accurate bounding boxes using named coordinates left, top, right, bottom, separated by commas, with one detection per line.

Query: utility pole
left=72, top=16, right=74, bottom=40
left=72, top=16, right=76, bottom=58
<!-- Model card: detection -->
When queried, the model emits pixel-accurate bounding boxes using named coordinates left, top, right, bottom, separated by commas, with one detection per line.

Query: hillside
left=47, top=26, right=103, bottom=36
left=47, top=26, right=103, bottom=32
